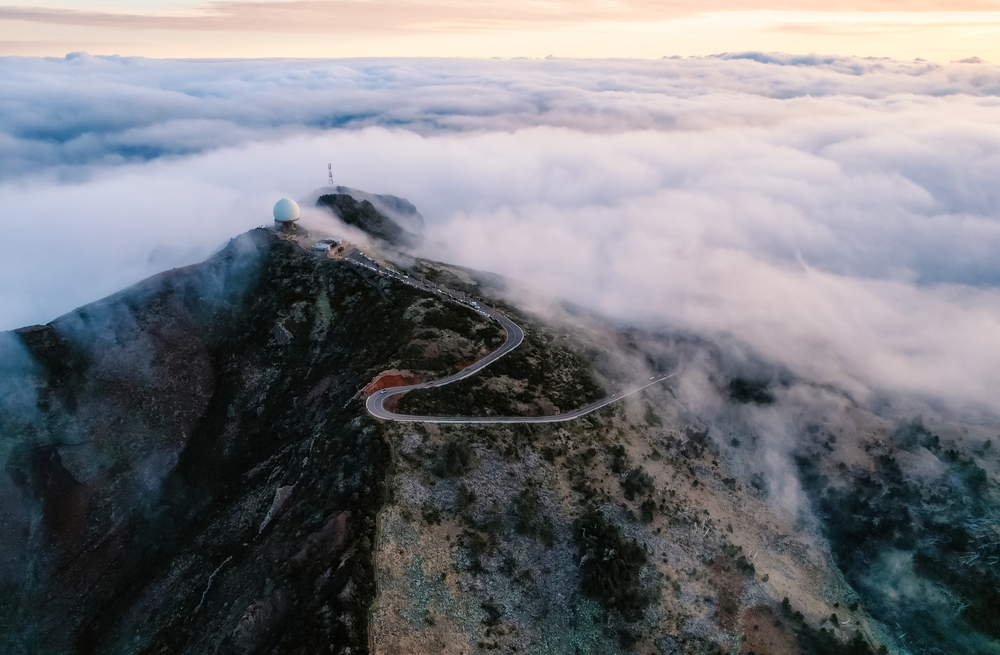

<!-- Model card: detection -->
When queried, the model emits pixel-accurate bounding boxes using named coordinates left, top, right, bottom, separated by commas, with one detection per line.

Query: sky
left=1, top=55, right=999, bottom=418
left=0, top=1, right=999, bottom=62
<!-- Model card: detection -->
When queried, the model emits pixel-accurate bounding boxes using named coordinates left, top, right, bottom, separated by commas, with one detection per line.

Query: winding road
left=352, top=249, right=676, bottom=424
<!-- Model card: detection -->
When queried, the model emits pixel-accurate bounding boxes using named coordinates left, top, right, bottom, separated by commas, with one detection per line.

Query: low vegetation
left=780, top=598, right=888, bottom=655
left=797, top=421, right=998, bottom=653
left=433, top=439, right=476, bottom=477
left=511, top=488, right=555, bottom=547
left=726, top=377, right=775, bottom=405
left=573, top=506, right=651, bottom=622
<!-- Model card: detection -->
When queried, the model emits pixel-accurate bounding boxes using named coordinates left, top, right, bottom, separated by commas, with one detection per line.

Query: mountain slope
left=0, top=229, right=495, bottom=654
left=1, top=221, right=996, bottom=655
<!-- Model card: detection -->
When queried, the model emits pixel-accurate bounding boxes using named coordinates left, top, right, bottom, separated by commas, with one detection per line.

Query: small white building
left=311, top=238, right=341, bottom=252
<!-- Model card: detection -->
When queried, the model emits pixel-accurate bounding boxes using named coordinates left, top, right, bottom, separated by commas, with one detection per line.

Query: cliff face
left=0, top=229, right=493, bottom=654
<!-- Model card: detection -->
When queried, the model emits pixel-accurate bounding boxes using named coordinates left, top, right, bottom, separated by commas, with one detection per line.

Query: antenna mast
left=327, top=164, right=334, bottom=188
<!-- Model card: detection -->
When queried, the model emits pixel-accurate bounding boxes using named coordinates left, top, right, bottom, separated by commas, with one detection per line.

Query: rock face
left=0, top=229, right=494, bottom=655
left=331, top=186, right=425, bottom=234
left=316, top=193, right=420, bottom=248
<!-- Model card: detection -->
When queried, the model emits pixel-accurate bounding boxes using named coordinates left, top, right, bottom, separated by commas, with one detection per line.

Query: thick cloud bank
left=2, top=54, right=999, bottom=413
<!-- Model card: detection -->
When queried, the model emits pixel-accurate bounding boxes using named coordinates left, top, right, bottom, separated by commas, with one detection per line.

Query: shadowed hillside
left=0, top=229, right=492, bottom=654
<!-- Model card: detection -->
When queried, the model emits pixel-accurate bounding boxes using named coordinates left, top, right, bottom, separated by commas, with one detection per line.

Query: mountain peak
left=316, top=188, right=423, bottom=248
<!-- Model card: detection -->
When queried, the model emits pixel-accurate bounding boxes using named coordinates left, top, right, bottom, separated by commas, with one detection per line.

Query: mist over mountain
left=2, top=55, right=999, bottom=418
left=316, top=191, right=422, bottom=248
left=1, top=53, right=999, bottom=654
left=325, top=186, right=425, bottom=234
left=1, top=189, right=998, bottom=654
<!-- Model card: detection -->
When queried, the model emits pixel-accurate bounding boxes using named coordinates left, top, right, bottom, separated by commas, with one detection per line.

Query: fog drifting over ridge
left=2, top=54, right=999, bottom=414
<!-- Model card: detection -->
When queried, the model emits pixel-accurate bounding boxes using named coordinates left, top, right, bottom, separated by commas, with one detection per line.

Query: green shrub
left=573, top=507, right=650, bottom=621
left=609, top=445, right=629, bottom=474
left=639, top=499, right=656, bottom=523
left=457, top=482, right=477, bottom=509
left=736, top=555, right=756, bottom=577
left=422, top=504, right=442, bottom=525
left=512, top=489, right=555, bottom=547
left=643, top=404, right=662, bottom=427
left=434, top=440, right=475, bottom=477
left=727, top=378, right=774, bottom=405
left=621, top=467, right=654, bottom=501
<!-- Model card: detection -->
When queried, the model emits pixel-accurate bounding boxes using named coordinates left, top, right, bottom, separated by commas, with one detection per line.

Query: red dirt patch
left=365, top=370, right=422, bottom=396
left=740, top=605, right=800, bottom=655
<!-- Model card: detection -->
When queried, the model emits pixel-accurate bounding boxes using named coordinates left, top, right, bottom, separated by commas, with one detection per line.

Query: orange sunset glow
left=0, top=1, right=997, bottom=61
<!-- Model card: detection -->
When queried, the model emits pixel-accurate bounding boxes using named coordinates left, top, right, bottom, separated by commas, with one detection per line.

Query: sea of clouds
left=2, top=52, right=999, bottom=414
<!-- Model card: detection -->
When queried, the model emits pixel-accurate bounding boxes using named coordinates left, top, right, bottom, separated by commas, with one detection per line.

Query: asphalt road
left=337, top=246, right=675, bottom=424
left=367, top=370, right=678, bottom=424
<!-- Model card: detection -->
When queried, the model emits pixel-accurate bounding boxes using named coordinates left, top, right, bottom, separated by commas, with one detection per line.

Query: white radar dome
left=273, top=198, right=300, bottom=223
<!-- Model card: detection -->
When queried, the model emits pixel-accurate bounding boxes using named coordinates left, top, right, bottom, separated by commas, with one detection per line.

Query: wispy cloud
left=5, top=1, right=1000, bottom=34
left=766, top=18, right=1000, bottom=37
left=2, top=54, right=999, bottom=179
left=1, top=55, right=999, bottom=414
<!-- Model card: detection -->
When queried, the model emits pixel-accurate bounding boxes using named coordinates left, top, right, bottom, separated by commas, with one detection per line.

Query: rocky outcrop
left=317, top=194, right=420, bottom=248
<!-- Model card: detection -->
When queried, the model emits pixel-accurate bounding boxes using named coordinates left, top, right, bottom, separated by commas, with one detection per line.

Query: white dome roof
left=273, top=198, right=300, bottom=223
